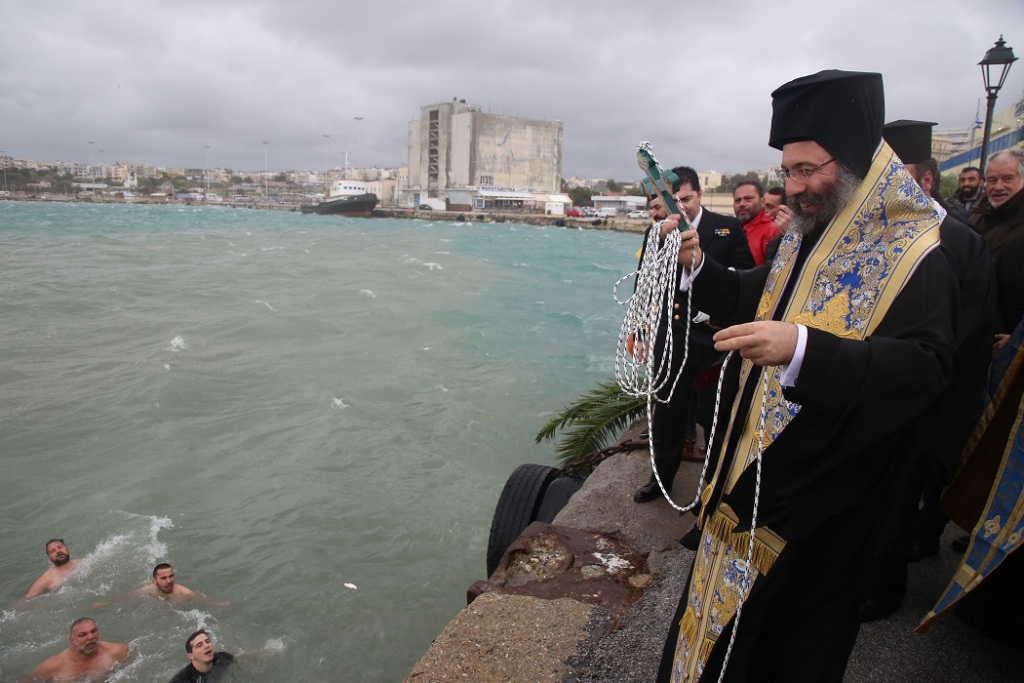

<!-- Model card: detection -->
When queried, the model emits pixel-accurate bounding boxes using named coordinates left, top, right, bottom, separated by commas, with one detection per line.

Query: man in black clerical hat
left=656, top=70, right=960, bottom=682
left=854, top=120, right=996, bottom=622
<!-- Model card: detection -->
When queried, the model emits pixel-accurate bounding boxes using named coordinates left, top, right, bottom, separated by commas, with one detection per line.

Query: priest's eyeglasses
left=778, top=158, right=836, bottom=182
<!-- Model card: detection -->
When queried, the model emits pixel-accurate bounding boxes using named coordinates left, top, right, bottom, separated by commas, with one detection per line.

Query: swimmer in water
left=31, top=617, right=129, bottom=682
left=168, top=629, right=236, bottom=683
left=92, top=563, right=230, bottom=609
left=23, top=539, right=82, bottom=602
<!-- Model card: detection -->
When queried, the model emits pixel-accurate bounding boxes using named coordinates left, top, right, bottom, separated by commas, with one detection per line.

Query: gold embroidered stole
left=671, top=143, right=942, bottom=682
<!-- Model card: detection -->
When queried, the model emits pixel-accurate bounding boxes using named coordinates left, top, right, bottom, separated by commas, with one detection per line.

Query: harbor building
left=405, top=98, right=570, bottom=212
left=938, top=93, right=1024, bottom=174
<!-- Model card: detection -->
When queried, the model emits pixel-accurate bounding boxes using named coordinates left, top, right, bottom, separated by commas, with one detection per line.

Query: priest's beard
left=786, top=166, right=862, bottom=236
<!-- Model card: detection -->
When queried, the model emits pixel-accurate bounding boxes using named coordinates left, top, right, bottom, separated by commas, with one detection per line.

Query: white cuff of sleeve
left=780, top=324, right=807, bottom=387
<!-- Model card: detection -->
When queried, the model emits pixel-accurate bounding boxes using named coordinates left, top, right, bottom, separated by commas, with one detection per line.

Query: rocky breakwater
left=405, top=436, right=1024, bottom=682
left=404, top=423, right=702, bottom=682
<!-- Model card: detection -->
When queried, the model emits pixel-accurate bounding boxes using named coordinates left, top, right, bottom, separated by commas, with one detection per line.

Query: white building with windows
left=406, top=98, right=569, bottom=211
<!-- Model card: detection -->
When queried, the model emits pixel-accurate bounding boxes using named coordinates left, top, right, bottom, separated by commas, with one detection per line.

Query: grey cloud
left=2, top=0, right=1021, bottom=180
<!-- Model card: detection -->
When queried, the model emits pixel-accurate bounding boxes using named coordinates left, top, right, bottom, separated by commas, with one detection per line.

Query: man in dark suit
left=634, top=166, right=755, bottom=504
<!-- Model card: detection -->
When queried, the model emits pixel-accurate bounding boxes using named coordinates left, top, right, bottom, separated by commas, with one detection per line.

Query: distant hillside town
left=2, top=94, right=1021, bottom=214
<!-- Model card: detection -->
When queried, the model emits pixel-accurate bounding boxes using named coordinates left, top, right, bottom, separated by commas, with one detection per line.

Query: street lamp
left=353, top=116, right=363, bottom=169
left=1, top=150, right=8, bottom=194
left=87, top=140, right=94, bottom=185
left=204, top=145, right=211, bottom=194
left=978, top=35, right=1017, bottom=175
left=323, top=134, right=330, bottom=173
left=262, top=141, right=269, bottom=200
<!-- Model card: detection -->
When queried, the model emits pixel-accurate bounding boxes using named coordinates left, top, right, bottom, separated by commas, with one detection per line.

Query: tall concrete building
left=406, top=99, right=564, bottom=210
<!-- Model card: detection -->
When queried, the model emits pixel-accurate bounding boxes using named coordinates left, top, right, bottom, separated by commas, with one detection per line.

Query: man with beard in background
left=23, top=539, right=82, bottom=601
left=733, top=180, right=781, bottom=265
left=655, top=70, right=958, bottom=682
left=947, top=166, right=985, bottom=215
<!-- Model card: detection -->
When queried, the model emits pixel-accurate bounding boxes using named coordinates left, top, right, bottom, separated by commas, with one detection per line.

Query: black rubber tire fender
left=535, top=473, right=586, bottom=524
left=485, top=463, right=560, bottom=576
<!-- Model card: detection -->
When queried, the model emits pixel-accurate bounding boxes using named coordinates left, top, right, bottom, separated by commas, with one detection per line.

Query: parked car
left=596, top=207, right=619, bottom=218
left=626, top=210, right=651, bottom=219
left=566, top=207, right=585, bottom=217
left=417, top=204, right=434, bottom=210
left=582, top=207, right=597, bottom=216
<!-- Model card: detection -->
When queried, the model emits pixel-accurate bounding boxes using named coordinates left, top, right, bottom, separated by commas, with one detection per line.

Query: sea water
left=0, top=201, right=640, bottom=681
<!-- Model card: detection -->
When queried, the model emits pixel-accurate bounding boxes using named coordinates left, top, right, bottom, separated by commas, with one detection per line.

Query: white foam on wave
left=262, top=638, right=286, bottom=654
left=331, top=398, right=349, bottom=409
left=145, top=516, right=173, bottom=563
left=254, top=300, right=275, bottom=311
left=169, top=335, right=188, bottom=352
left=79, top=533, right=132, bottom=575
left=359, top=289, right=376, bottom=298
left=178, top=607, right=215, bottom=629
left=423, top=262, right=443, bottom=271
left=436, top=384, right=449, bottom=393
left=106, top=639, right=158, bottom=682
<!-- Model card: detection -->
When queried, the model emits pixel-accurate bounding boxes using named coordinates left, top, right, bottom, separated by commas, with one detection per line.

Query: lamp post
left=353, top=116, right=363, bottom=170
left=978, top=35, right=1017, bottom=175
left=204, top=145, right=211, bottom=194
left=87, top=140, right=94, bottom=185
left=1, top=150, right=8, bottom=194
left=262, top=140, right=269, bottom=200
left=323, top=134, right=330, bottom=173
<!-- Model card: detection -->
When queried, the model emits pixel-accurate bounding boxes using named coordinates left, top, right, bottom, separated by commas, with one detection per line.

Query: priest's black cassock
left=655, top=70, right=962, bottom=682
left=657, top=206, right=959, bottom=682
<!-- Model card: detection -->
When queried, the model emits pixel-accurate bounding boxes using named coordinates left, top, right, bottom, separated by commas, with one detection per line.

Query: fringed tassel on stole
left=700, top=641, right=716, bottom=666
left=678, top=607, right=719, bottom=681
left=703, top=504, right=786, bottom=577
left=680, top=605, right=698, bottom=645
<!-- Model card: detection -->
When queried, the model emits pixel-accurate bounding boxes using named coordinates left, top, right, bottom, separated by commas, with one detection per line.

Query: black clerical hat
left=882, top=119, right=937, bottom=165
left=769, top=70, right=884, bottom=178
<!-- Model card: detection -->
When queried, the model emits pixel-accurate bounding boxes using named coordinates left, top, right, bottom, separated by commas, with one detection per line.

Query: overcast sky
left=3, top=1, right=1022, bottom=181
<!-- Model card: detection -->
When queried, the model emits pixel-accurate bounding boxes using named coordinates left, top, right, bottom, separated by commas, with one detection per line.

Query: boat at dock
left=300, top=180, right=378, bottom=216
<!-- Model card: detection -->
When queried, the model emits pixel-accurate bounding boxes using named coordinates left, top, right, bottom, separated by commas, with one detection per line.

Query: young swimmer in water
left=92, top=563, right=230, bottom=609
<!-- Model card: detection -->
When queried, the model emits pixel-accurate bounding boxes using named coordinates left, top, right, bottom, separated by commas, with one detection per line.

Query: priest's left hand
left=713, top=321, right=798, bottom=366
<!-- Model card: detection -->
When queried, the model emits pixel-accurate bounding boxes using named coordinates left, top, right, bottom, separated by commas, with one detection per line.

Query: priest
left=656, top=70, right=959, bottom=682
